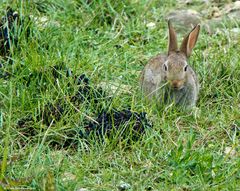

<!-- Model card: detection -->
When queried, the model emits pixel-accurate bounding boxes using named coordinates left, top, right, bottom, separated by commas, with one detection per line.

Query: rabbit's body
left=141, top=22, right=200, bottom=108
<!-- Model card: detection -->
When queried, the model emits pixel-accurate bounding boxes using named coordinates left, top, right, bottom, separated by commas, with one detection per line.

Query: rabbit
left=141, top=21, right=200, bottom=108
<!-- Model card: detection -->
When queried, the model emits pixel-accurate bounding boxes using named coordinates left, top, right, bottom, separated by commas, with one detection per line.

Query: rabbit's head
left=163, top=21, right=200, bottom=90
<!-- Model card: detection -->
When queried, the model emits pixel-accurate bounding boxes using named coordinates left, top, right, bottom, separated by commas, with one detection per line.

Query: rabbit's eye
left=163, top=64, right=168, bottom=71
left=184, top=65, right=188, bottom=72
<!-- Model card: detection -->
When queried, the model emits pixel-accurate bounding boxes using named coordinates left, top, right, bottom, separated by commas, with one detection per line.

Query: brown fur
left=141, top=21, right=200, bottom=108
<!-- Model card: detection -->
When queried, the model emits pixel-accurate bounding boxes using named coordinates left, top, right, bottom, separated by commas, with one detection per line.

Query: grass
left=0, top=0, right=240, bottom=190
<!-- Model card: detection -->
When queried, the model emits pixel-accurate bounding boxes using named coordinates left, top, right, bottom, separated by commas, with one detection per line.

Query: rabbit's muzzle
left=170, top=80, right=185, bottom=90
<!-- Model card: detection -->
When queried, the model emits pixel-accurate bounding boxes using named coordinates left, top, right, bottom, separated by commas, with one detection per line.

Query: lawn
left=0, top=0, right=239, bottom=190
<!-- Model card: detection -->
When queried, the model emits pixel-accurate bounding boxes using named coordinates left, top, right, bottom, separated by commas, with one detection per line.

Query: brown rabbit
left=141, top=21, right=200, bottom=108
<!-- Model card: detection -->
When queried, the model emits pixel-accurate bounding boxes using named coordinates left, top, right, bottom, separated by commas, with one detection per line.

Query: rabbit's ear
left=168, top=20, right=178, bottom=55
left=180, top=24, right=200, bottom=57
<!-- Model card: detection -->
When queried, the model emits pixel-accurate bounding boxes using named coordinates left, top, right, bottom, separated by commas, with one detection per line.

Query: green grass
left=0, top=0, right=240, bottom=190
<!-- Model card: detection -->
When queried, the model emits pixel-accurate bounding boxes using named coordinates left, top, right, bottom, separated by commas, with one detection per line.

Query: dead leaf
left=62, top=172, right=76, bottom=182
left=98, top=82, right=132, bottom=95
left=43, top=171, right=56, bottom=191
left=146, top=22, right=156, bottom=29
left=224, top=146, right=237, bottom=157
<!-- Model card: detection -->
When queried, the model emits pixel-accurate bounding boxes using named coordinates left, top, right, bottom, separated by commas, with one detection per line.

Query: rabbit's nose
left=171, top=80, right=181, bottom=89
